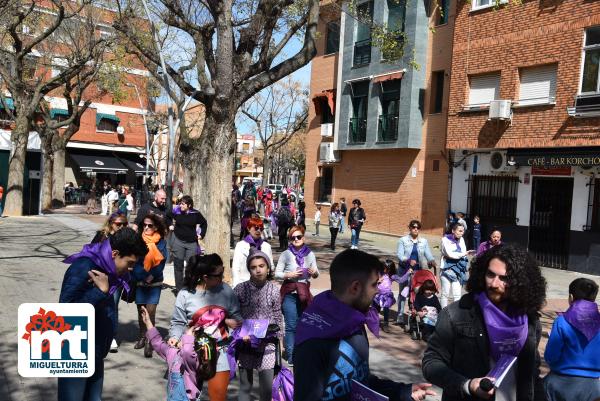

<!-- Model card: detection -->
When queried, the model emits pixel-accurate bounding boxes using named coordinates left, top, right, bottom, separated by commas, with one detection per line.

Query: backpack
left=277, top=207, right=292, bottom=227
left=194, top=329, right=219, bottom=381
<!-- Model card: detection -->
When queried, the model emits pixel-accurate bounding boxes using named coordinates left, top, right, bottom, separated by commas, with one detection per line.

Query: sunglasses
left=411, top=225, right=420, bottom=229
left=143, top=223, right=155, bottom=229
left=250, top=226, right=264, bottom=231
left=291, top=235, right=304, bottom=240
left=113, top=221, right=128, bottom=227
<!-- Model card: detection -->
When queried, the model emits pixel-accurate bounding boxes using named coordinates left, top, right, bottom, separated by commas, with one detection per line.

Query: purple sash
left=475, top=292, right=528, bottom=361
left=563, top=300, right=600, bottom=342
left=295, top=290, right=380, bottom=345
left=244, top=234, right=264, bottom=250
left=445, top=234, right=462, bottom=252
left=288, top=244, right=311, bottom=270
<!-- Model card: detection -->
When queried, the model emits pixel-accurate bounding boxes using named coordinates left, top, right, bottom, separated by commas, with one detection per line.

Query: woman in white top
left=275, top=225, right=318, bottom=365
left=440, top=223, right=474, bottom=308
left=231, top=217, right=273, bottom=287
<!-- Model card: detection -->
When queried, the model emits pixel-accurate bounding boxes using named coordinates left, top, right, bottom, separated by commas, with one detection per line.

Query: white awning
left=0, top=130, right=40, bottom=151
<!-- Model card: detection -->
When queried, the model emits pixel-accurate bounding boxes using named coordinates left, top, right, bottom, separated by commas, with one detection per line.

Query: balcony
left=567, top=94, right=600, bottom=118
left=378, top=114, right=398, bottom=142
left=349, top=117, right=367, bottom=143
left=353, top=39, right=371, bottom=67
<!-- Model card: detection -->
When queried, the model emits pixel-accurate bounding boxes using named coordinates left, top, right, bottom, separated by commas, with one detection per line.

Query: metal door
left=528, top=177, right=573, bottom=269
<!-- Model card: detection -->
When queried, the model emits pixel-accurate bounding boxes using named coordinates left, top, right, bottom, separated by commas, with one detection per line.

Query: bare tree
left=0, top=0, right=107, bottom=215
left=240, top=76, right=308, bottom=186
left=114, top=0, right=320, bottom=269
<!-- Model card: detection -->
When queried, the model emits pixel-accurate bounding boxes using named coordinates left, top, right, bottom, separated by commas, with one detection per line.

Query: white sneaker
left=110, top=339, right=118, bottom=353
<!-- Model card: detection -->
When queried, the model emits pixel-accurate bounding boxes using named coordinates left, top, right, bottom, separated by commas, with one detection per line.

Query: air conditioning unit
left=319, top=142, right=340, bottom=163
left=489, top=151, right=514, bottom=172
left=489, top=100, right=512, bottom=120
left=320, top=123, right=334, bottom=137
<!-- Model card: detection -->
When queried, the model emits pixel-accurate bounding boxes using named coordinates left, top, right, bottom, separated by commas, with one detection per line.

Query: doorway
left=528, top=177, right=573, bottom=269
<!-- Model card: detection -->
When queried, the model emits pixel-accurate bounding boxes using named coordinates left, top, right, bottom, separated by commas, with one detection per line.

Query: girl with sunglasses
left=275, top=225, right=319, bottom=366
left=231, top=217, right=274, bottom=288
left=132, top=213, right=168, bottom=358
left=90, top=211, right=129, bottom=244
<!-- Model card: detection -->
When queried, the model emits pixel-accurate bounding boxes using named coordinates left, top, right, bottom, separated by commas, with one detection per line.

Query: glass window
left=430, top=70, right=445, bottom=113
left=582, top=27, right=600, bottom=93
left=325, top=21, right=340, bottom=55
left=387, top=0, right=406, bottom=32
left=320, top=98, right=334, bottom=124
left=356, top=1, right=374, bottom=43
left=97, top=119, right=118, bottom=132
left=436, top=0, right=449, bottom=25
left=318, top=167, right=334, bottom=203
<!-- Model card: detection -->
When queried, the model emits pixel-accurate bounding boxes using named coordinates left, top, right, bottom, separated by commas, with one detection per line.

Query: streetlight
left=125, top=82, right=152, bottom=182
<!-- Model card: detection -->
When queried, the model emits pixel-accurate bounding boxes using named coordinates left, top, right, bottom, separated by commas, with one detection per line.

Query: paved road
left=1, top=214, right=599, bottom=401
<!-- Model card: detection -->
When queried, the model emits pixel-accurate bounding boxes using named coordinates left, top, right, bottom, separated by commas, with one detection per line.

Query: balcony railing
left=567, top=93, right=600, bottom=118
left=353, top=39, right=372, bottom=66
left=349, top=117, right=367, bottom=143
left=378, top=114, right=398, bottom=142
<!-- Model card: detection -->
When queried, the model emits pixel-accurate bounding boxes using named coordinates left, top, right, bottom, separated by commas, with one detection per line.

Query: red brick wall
left=447, top=0, right=600, bottom=149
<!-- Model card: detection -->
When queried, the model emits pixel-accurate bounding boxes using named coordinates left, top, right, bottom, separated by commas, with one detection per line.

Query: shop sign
left=531, top=166, right=572, bottom=176
left=507, top=151, right=600, bottom=167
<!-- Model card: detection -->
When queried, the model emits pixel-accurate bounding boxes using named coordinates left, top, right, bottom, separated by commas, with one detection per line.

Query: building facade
left=446, top=0, right=600, bottom=273
left=304, top=0, right=453, bottom=235
left=235, top=134, right=262, bottom=184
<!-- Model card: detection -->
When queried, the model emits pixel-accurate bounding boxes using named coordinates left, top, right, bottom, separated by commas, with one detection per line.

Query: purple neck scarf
left=244, top=234, right=264, bottom=250
left=63, top=240, right=129, bottom=295
left=295, top=290, right=380, bottom=346
left=475, top=292, right=528, bottom=361
left=563, top=300, right=600, bottom=342
left=288, top=244, right=311, bottom=269
left=445, top=234, right=462, bottom=252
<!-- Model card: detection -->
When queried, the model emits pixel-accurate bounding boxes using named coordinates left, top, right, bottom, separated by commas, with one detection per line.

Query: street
left=1, top=214, right=599, bottom=400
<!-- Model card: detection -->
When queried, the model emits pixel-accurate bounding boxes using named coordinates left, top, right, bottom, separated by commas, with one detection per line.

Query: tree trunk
left=3, top=116, right=30, bottom=216
left=40, top=133, right=54, bottom=211
left=51, top=146, right=66, bottom=208
left=262, top=149, right=270, bottom=185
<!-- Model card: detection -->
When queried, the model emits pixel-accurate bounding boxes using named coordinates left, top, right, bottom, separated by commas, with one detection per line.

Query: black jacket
left=422, top=293, right=545, bottom=401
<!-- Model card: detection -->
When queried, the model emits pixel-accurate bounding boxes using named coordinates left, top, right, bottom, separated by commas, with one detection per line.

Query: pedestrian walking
left=58, top=228, right=147, bottom=401
left=233, top=251, right=283, bottom=401
left=348, top=199, right=366, bottom=249
left=472, top=215, right=481, bottom=252
left=275, top=199, right=293, bottom=251
left=141, top=306, right=203, bottom=401
left=240, top=197, right=257, bottom=240
left=231, top=217, right=274, bottom=288
left=296, top=200, right=306, bottom=229
left=294, top=249, right=436, bottom=401
left=477, top=228, right=503, bottom=257
left=132, top=213, right=168, bottom=358
left=168, top=195, right=208, bottom=293
left=339, top=197, right=347, bottom=234
left=107, top=187, right=119, bottom=216
left=440, top=223, right=474, bottom=309
left=328, top=203, right=342, bottom=250
left=544, top=278, right=600, bottom=401
left=312, top=205, right=321, bottom=236
left=422, top=244, right=547, bottom=401
left=133, top=189, right=172, bottom=230
left=168, top=254, right=243, bottom=401
left=275, top=225, right=318, bottom=365
left=86, top=188, right=97, bottom=214
left=100, top=181, right=110, bottom=216
left=456, top=212, right=468, bottom=233
left=397, top=220, right=438, bottom=272
left=373, top=259, right=408, bottom=333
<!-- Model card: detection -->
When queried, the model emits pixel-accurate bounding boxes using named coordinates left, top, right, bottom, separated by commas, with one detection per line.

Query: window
left=468, top=73, right=500, bottom=106
left=97, top=119, right=118, bottom=132
left=318, top=167, right=333, bottom=203
left=433, top=159, right=440, bottom=172
left=430, top=70, right=445, bottom=113
left=472, top=0, right=507, bottom=10
left=518, top=64, right=557, bottom=106
left=436, top=0, right=449, bottom=25
left=349, top=81, right=369, bottom=143
left=468, top=175, right=519, bottom=225
left=586, top=178, right=600, bottom=232
left=382, top=0, right=406, bottom=60
left=582, top=26, right=600, bottom=94
left=242, top=143, right=250, bottom=153
left=320, top=98, right=334, bottom=124
left=378, top=79, right=400, bottom=141
left=354, top=1, right=374, bottom=66
left=325, top=21, right=340, bottom=55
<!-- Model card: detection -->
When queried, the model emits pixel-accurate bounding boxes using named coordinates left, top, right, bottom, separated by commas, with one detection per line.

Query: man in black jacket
left=294, top=249, right=436, bottom=401
left=422, top=245, right=547, bottom=401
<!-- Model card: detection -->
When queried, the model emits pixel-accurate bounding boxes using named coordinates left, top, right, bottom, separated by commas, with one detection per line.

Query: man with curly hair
left=422, top=244, right=547, bottom=401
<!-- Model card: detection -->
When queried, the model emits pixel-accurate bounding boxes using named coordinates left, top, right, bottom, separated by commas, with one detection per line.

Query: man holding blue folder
left=422, top=245, right=547, bottom=401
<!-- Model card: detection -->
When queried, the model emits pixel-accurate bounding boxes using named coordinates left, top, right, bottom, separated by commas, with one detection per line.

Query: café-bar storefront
left=507, top=147, right=600, bottom=274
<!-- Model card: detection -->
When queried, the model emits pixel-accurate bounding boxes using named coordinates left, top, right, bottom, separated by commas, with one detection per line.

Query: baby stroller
left=407, top=270, right=439, bottom=340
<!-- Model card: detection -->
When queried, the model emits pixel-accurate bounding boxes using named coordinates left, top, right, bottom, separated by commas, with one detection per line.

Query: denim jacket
left=397, top=235, right=435, bottom=270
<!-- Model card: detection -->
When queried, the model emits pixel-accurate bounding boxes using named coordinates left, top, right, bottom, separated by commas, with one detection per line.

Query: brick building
left=303, top=0, right=453, bottom=236
left=446, top=0, right=600, bottom=272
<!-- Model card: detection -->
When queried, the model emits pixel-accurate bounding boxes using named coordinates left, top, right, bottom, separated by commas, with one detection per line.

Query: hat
left=246, top=250, right=272, bottom=272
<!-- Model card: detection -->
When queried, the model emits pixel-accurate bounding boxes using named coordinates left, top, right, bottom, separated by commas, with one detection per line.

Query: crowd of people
left=55, top=187, right=600, bottom=401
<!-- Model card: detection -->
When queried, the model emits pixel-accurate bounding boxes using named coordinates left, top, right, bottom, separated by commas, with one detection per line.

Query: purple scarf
left=445, top=234, right=462, bottom=252
left=288, top=244, right=311, bottom=270
left=295, top=290, right=380, bottom=346
left=563, top=300, right=600, bottom=342
left=244, top=234, right=264, bottom=250
left=63, top=240, right=130, bottom=295
left=475, top=292, right=528, bottom=361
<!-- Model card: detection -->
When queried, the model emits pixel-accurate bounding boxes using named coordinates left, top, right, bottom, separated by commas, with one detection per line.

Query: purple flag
left=351, top=380, right=389, bottom=401
left=562, top=300, right=600, bottom=342
left=239, top=319, right=270, bottom=339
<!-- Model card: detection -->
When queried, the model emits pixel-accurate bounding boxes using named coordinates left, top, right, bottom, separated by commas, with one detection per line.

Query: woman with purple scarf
left=232, top=217, right=274, bottom=288
left=544, top=278, right=600, bottom=401
left=440, top=223, right=475, bottom=308
left=476, top=229, right=503, bottom=257
left=274, top=225, right=319, bottom=366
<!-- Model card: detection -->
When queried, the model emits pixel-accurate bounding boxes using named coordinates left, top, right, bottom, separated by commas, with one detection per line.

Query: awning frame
left=96, top=113, right=121, bottom=125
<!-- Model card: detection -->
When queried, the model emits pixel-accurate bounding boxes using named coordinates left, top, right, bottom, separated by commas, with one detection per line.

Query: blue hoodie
left=544, top=315, right=600, bottom=378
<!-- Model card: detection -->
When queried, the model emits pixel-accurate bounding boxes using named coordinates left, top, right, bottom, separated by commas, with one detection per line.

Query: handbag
left=120, top=280, right=137, bottom=303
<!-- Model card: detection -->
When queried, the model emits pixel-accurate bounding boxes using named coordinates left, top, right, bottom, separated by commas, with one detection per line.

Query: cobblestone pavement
left=2, top=214, right=599, bottom=400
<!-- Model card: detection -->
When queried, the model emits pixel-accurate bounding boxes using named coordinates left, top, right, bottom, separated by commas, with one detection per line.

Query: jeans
left=382, top=307, right=390, bottom=323
left=57, top=360, right=104, bottom=401
left=339, top=218, right=345, bottom=233
left=473, top=237, right=481, bottom=253
left=544, top=372, right=600, bottom=401
left=238, top=368, right=274, bottom=401
left=351, top=226, right=362, bottom=247
left=329, top=227, right=339, bottom=249
left=167, top=371, right=188, bottom=401
left=440, top=275, right=462, bottom=308
left=171, top=235, right=198, bottom=291
left=396, top=285, right=407, bottom=324
left=282, top=294, right=302, bottom=364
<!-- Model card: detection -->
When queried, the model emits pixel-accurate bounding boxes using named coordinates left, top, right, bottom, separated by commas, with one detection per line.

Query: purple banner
left=351, top=380, right=389, bottom=401
left=239, top=319, right=269, bottom=339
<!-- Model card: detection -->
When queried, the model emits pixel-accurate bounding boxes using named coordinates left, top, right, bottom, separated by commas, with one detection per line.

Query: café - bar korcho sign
left=507, top=148, right=600, bottom=167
